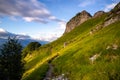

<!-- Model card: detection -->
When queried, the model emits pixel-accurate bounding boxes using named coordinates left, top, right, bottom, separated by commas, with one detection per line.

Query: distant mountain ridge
left=0, top=29, right=48, bottom=46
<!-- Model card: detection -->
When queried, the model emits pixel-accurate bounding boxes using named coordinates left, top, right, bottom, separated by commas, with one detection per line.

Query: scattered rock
left=89, top=53, right=101, bottom=64
left=52, top=74, right=68, bottom=80
left=106, top=45, right=111, bottom=50
left=89, top=31, right=93, bottom=35
left=104, top=16, right=120, bottom=27
left=106, top=44, right=118, bottom=50
left=112, top=44, right=118, bottom=50
left=89, top=28, right=98, bottom=35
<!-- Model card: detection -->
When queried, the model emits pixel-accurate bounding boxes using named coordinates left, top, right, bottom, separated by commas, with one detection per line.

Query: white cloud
left=31, top=20, right=66, bottom=42
left=23, top=17, right=47, bottom=23
left=32, top=32, right=61, bottom=42
left=0, top=0, right=62, bottom=23
left=0, top=28, right=59, bottom=43
left=48, top=16, right=57, bottom=20
left=79, top=0, right=95, bottom=7
left=0, top=28, right=31, bottom=39
left=104, top=3, right=117, bottom=12
left=18, top=33, right=28, bottom=36
left=58, top=21, right=66, bottom=30
left=0, top=21, right=66, bottom=42
left=0, top=28, right=6, bottom=33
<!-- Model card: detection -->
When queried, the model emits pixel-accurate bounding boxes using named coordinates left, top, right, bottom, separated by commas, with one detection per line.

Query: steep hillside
left=22, top=2, right=120, bottom=80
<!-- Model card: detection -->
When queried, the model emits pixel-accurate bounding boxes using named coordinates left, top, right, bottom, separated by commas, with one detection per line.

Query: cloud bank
left=0, top=28, right=48, bottom=46
left=0, top=28, right=31, bottom=39
left=0, top=28, right=61, bottom=42
left=0, top=0, right=63, bottom=23
left=33, top=32, right=60, bottom=42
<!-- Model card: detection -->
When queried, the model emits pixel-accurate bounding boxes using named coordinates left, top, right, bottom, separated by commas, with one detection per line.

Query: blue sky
left=0, top=0, right=119, bottom=41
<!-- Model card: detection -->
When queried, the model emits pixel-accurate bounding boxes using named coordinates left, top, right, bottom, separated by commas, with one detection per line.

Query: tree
left=22, top=42, right=41, bottom=57
left=0, top=37, right=24, bottom=80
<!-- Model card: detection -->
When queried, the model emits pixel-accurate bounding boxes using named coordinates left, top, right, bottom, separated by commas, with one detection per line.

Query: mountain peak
left=93, top=11, right=105, bottom=18
left=76, top=10, right=92, bottom=17
left=64, top=11, right=92, bottom=33
left=81, top=10, right=89, bottom=14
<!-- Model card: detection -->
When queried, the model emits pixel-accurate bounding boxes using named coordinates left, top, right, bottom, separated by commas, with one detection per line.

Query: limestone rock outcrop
left=64, top=2, right=120, bottom=34
left=104, top=2, right=120, bottom=27
left=64, top=10, right=92, bottom=33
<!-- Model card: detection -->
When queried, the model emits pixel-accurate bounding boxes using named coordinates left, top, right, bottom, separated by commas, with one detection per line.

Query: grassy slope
left=52, top=21, right=120, bottom=80
left=22, top=14, right=120, bottom=80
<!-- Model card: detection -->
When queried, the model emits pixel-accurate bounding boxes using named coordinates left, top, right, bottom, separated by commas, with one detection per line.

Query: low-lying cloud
left=0, top=28, right=31, bottom=39
left=0, top=28, right=60, bottom=42
left=0, top=0, right=63, bottom=23
left=32, top=32, right=62, bottom=42
left=0, top=28, right=49, bottom=46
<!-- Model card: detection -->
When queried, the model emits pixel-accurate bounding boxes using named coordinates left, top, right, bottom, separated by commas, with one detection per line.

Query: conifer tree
left=0, top=37, right=24, bottom=80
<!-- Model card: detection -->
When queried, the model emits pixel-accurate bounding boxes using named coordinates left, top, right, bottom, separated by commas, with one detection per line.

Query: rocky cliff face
left=64, top=2, right=120, bottom=34
left=64, top=10, right=92, bottom=33
left=89, top=2, right=120, bottom=35
left=103, top=2, right=120, bottom=27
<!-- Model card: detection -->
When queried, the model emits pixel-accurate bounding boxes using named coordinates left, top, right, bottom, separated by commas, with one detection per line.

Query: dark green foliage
left=0, top=37, right=24, bottom=80
left=22, top=42, right=41, bottom=57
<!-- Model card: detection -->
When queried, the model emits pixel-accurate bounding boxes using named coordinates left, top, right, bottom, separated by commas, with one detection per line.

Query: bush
left=22, top=42, right=41, bottom=57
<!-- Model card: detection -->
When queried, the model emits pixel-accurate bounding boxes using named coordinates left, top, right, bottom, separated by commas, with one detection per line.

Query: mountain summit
left=93, top=11, right=105, bottom=18
left=64, top=10, right=92, bottom=33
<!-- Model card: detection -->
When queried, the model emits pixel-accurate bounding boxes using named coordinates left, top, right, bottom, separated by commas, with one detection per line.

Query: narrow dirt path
left=43, top=63, right=54, bottom=80
left=43, top=54, right=59, bottom=80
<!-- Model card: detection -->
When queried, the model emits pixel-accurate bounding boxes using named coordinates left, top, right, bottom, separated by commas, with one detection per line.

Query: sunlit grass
left=22, top=13, right=120, bottom=80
